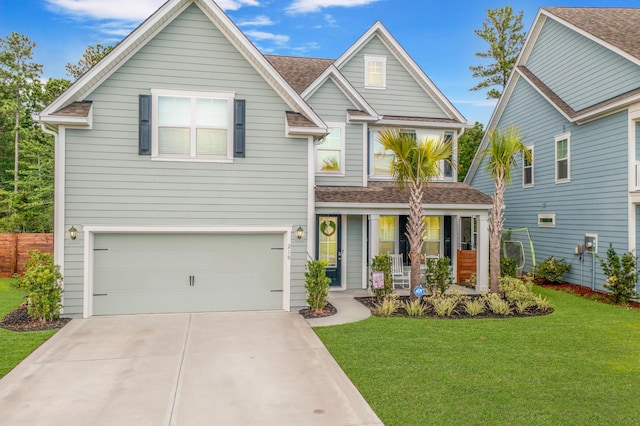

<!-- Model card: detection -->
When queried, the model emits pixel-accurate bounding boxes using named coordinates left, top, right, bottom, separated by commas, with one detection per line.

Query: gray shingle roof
left=265, top=55, right=334, bottom=94
left=52, top=101, right=92, bottom=117
left=316, top=181, right=492, bottom=205
left=544, top=7, right=640, bottom=61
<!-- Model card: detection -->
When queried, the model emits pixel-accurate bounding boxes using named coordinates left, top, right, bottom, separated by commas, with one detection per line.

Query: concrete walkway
left=0, top=311, right=382, bottom=426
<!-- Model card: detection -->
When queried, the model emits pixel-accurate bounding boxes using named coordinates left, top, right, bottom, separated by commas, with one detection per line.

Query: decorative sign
left=413, top=285, right=425, bottom=298
left=372, top=272, right=384, bottom=289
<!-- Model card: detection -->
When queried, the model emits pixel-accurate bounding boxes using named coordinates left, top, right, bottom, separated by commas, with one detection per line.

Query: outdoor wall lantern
left=296, top=226, right=304, bottom=240
left=69, top=226, right=77, bottom=240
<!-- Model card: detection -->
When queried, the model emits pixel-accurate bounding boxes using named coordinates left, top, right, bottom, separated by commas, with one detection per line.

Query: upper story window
left=364, top=55, right=386, bottom=89
left=371, top=128, right=454, bottom=181
left=555, top=132, right=570, bottom=183
left=316, top=123, right=345, bottom=174
left=152, top=89, right=234, bottom=161
left=523, top=145, right=534, bottom=187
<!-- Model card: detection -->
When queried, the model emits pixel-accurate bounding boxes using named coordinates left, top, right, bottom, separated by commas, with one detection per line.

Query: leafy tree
left=470, top=6, right=525, bottom=99
left=0, top=32, right=43, bottom=194
left=39, top=78, right=71, bottom=106
left=479, top=125, right=529, bottom=293
left=458, top=121, right=484, bottom=182
left=65, top=44, right=113, bottom=79
left=377, top=128, right=452, bottom=298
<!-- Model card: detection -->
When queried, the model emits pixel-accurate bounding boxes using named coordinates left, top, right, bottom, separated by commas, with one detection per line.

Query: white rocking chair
left=390, top=253, right=410, bottom=289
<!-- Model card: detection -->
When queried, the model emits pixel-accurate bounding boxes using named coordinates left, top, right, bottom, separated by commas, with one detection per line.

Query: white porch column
left=476, top=213, right=489, bottom=293
left=452, top=215, right=459, bottom=283
left=369, top=214, right=380, bottom=258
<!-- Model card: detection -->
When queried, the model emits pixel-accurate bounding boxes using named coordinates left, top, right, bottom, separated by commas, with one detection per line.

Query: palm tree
left=480, top=125, right=529, bottom=293
left=377, top=128, right=452, bottom=298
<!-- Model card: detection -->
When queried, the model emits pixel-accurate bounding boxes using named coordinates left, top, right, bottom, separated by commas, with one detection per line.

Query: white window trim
left=523, top=145, right=534, bottom=188
left=364, top=55, right=387, bottom=90
left=315, top=122, right=346, bottom=176
left=555, top=132, right=570, bottom=183
left=151, top=88, right=235, bottom=162
left=538, top=212, right=556, bottom=228
left=370, top=127, right=449, bottom=180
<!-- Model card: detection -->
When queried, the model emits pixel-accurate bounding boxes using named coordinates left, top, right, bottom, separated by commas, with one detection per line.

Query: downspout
left=39, top=122, right=65, bottom=312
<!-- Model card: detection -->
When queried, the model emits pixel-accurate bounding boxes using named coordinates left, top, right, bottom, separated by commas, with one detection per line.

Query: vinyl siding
left=346, top=215, right=364, bottom=290
left=338, top=35, right=449, bottom=119
left=308, top=79, right=365, bottom=186
left=62, top=4, right=309, bottom=315
left=526, top=18, right=640, bottom=112
left=470, top=77, right=629, bottom=290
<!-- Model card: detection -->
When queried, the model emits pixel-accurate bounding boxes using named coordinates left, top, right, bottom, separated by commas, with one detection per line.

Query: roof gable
left=38, top=0, right=325, bottom=132
left=334, top=21, right=466, bottom=124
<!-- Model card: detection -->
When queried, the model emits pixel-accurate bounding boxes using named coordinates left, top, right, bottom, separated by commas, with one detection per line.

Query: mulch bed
left=538, top=282, right=640, bottom=309
left=0, top=307, right=71, bottom=332
left=356, top=295, right=553, bottom=319
left=299, top=301, right=337, bottom=319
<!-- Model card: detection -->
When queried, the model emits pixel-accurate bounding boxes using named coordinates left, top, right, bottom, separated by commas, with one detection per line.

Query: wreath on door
left=320, top=219, right=337, bottom=237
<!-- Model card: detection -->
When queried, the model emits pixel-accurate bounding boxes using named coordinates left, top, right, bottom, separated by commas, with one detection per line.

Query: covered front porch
left=313, top=182, right=492, bottom=293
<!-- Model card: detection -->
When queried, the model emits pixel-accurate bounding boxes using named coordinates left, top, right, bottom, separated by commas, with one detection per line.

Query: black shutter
left=139, top=95, right=151, bottom=155
left=234, top=99, right=245, bottom=158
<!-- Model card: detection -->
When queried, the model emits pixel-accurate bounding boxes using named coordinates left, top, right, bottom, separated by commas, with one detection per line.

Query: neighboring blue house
left=467, top=7, right=640, bottom=293
left=35, top=0, right=491, bottom=317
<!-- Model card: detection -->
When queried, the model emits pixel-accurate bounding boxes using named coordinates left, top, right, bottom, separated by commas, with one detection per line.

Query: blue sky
left=1, top=0, right=637, bottom=125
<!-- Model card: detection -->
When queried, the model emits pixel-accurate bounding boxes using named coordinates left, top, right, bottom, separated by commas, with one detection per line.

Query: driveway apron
left=0, top=311, right=382, bottom=426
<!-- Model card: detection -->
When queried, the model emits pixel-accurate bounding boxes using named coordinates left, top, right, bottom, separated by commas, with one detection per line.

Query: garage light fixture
left=69, top=226, right=77, bottom=240
left=296, top=226, right=304, bottom=240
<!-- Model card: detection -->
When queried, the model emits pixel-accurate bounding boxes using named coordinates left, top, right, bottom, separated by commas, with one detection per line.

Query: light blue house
left=35, top=0, right=491, bottom=317
left=467, top=7, right=640, bottom=293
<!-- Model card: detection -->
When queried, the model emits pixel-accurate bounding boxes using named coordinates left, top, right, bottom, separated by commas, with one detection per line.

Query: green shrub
left=402, top=299, right=426, bottom=317
left=375, top=295, right=400, bottom=316
left=500, top=275, right=534, bottom=303
left=514, top=299, right=533, bottom=314
left=599, top=244, right=639, bottom=304
left=12, top=250, right=63, bottom=322
left=500, top=256, right=518, bottom=278
left=534, top=295, right=551, bottom=311
left=304, top=259, right=331, bottom=313
left=463, top=298, right=485, bottom=316
left=427, top=296, right=458, bottom=317
left=424, top=257, right=453, bottom=296
left=534, top=256, right=571, bottom=283
left=483, top=293, right=512, bottom=315
left=370, top=253, right=393, bottom=299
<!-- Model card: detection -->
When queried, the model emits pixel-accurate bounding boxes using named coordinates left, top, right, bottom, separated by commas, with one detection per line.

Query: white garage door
left=92, top=233, right=284, bottom=315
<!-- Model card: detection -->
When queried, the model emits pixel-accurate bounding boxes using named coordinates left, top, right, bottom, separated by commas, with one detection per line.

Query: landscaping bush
left=500, top=275, right=534, bottom=303
left=599, top=244, right=639, bottom=304
left=463, top=298, right=485, bottom=316
left=12, top=250, right=63, bottom=322
left=424, top=256, right=453, bottom=296
left=304, top=259, right=331, bottom=313
left=500, top=256, right=518, bottom=278
left=370, top=253, right=393, bottom=299
left=483, top=293, right=512, bottom=315
left=375, top=294, right=400, bottom=316
left=402, top=299, right=426, bottom=317
left=426, top=295, right=458, bottom=317
left=534, top=256, right=571, bottom=283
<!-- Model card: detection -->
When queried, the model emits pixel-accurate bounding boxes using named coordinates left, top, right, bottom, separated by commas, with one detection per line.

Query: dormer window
left=365, top=55, right=386, bottom=89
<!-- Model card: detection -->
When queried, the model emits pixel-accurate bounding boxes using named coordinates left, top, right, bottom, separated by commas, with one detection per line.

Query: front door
left=317, top=215, right=341, bottom=286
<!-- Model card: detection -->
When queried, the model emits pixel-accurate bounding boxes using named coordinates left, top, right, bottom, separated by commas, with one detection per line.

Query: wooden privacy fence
left=0, top=234, right=54, bottom=277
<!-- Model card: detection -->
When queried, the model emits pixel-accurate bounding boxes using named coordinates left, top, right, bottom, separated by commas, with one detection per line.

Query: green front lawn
left=0, top=278, right=59, bottom=379
left=314, top=287, right=640, bottom=425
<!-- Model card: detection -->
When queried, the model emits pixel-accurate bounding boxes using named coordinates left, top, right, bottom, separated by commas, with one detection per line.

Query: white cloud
left=286, top=0, right=380, bottom=14
left=454, top=99, right=498, bottom=108
left=45, top=0, right=260, bottom=21
left=237, top=15, right=274, bottom=27
left=244, top=30, right=290, bottom=45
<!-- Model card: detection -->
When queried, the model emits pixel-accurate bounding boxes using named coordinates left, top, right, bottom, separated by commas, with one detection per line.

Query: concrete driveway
left=0, top=311, right=382, bottom=426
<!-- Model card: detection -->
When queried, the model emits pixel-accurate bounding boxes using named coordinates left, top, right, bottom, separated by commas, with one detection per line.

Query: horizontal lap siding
left=309, top=79, right=364, bottom=186
left=527, top=18, right=640, bottom=111
left=471, top=78, right=629, bottom=290
left=338, top=36, right=449, bottom=119
left=63, top=4, right=309, bottom=315
left=346, top=215, right=363, bottom=290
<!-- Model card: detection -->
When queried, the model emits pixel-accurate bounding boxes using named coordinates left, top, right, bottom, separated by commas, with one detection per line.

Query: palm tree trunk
left=489, top=170, right=505, bottom=293
left=407, top=181, right=425, bottom=299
